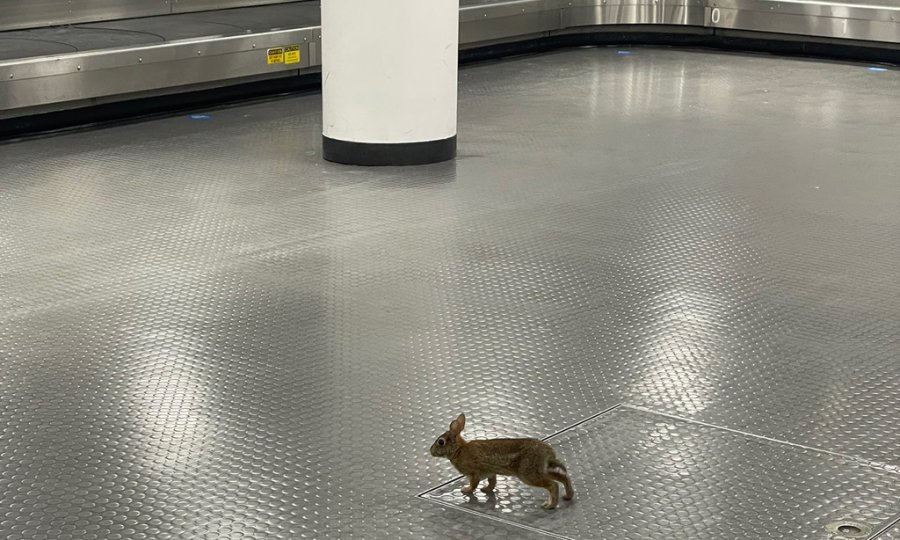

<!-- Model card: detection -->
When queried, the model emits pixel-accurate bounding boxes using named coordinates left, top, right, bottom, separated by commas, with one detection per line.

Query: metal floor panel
left=421, top=406, right=900, bottom=539
left=0, top=48, right=899, bottom=539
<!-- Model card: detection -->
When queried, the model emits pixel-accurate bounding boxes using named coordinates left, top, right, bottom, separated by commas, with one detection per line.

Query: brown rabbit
left=429, top=413, right=574, bottom=510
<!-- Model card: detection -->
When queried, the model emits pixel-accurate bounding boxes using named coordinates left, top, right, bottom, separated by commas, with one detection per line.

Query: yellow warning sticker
left=285, top=45, right=301, bottom=65
left=266, top=47, right=284, bottom=65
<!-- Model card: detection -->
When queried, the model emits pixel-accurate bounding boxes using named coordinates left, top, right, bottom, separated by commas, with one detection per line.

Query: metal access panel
left=563, top=0, right=706, bottom=27
left=420, top=406, right=900, bottom=539
left=707, top=0, right=900, bottom=43
left=459, top=0, right=563, bottom=46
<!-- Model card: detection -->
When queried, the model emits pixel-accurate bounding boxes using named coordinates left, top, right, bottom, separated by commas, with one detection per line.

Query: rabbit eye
left=438, top=438, right=445, bottom=446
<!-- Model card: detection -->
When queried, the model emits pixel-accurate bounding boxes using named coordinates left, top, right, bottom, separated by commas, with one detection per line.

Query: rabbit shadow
left=460, top=489, right=500, bottom=511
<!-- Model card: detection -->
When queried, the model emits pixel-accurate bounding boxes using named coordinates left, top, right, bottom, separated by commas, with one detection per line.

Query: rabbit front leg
left=461, top=475, right=480, bottom=495
left=481, top=475, right=497, bottom=493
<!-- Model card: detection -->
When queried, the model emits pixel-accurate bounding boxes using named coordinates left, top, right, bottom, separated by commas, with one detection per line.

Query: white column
left=321, top=0, right=459, bottom=166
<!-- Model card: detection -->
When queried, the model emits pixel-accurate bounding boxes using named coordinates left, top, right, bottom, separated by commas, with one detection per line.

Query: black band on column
left=323, top=135, right=456, bottom=166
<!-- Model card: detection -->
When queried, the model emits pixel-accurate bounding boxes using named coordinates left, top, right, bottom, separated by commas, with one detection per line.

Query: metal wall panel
left=564, top=0, right=706, bottom=27
left=713, top=0, right=900, bottom=22
left=459, top=0, right=562, bottom=45
left=2, top=60, right=300, bottom=112
left=708, top=0, right=900, bottom=43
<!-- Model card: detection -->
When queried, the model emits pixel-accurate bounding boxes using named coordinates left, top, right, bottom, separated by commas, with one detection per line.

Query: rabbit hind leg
left=549, top=471, right=574, bottom=501
left=520, top=473, right=559, bottom=510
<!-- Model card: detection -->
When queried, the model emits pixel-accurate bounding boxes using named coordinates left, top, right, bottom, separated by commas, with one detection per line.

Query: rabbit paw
left=542, top=500, right=558, bottom=510
left=461, top=486, right=475, bottom=495
left=480, top=486, right=494, bottom=494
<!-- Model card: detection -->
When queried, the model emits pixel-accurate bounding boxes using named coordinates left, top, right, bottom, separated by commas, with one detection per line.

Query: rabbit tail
left=548, top=458, right=567, bottom=474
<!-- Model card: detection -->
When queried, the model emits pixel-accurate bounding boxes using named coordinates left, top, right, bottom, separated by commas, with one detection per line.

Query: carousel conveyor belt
left=0, top=0, right=899, bottom=136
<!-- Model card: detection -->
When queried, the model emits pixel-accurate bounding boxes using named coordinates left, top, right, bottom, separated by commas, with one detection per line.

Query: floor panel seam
left=872, top=513, right=900, bottom=539
left=624, top=405, right=900, bottom=475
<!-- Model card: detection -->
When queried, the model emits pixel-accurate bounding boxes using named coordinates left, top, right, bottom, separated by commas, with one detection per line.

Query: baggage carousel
left=1, top=2, right=899, bottom=540
left=0, top=0, right=899, bottom=133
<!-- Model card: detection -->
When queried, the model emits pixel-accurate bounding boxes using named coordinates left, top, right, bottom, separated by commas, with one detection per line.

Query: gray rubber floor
left=0, top=47, right=898, bottom=539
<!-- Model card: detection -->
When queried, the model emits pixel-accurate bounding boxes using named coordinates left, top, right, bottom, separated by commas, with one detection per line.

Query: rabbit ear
left=449, top=413, right=465, bottom=435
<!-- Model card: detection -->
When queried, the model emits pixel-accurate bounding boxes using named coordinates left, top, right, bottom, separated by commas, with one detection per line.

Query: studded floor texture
left=0, top=47, right=898, bottom=539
